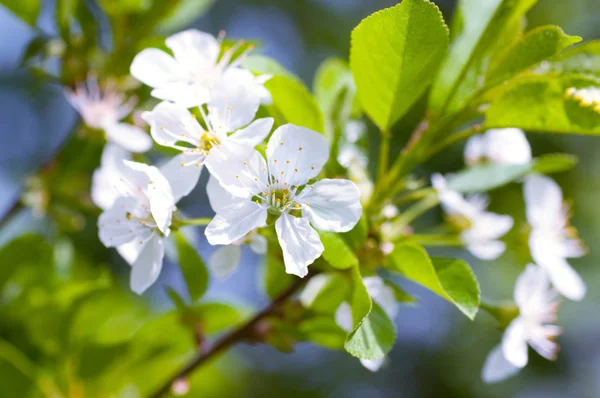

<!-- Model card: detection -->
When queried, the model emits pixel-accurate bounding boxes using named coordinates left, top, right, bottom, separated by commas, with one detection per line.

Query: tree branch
left=150, top=273, right=314, bottom=398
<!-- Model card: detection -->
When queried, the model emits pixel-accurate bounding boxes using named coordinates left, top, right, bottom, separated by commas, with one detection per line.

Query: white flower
left=482, top=264, right=561, bottom=383
left=464, top=128, right=531, bottom=167
left=432, top=174, right=513, bottom=260
left=142, top=76, right=272, bottom=196
left=130, top=29, right=269, bottom=107
left=65, top=76, right=152, bottom=152
left=204, top=125, right=362, bottom=277
left=91, top=143, right=132, bottom=210
left=207, top=176, right=267, bottom=279
left=565, top=86, right=600, bottom=112
left=335, top=276, right=399, bottom=372
left=97, top=157, right=197, bottom=294
left=524, top=175, right=586, bottom=301
left=338, top=120, right=368, bottom=169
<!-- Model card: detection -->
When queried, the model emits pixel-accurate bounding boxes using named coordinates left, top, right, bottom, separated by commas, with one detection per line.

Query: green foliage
left=266, top=75, right=325, bottom=134
left=188, top=302, right=249, bottom=334
left=485, top=75, right=600, bottom=133
left=341, top=215, right=368, bottom=251
left=348, top=266, right=372, bottom=330
left=350, top=0, right=449, bottom=130
left=319, top=231, right=359, bottom=270
left=174, top=231, right=209, bottom=302
left=158, top=0, right=215, bottom=33
left=302, top=273, right=350, bottom=313
left=0, top=234, right=52, bottom=289
left=544, top=40, right=600, bottom=78
left=387, top=243, right=480, bottom=319
left=299, top=316, right=347, bottom=350
left=344, top=302, right=396, bottom=360
left=447, top=153, right=578, bottom=193
left=263, top=250, right=293, bottom=299
left=314, top=58, right=357, bottom=124
left=486, top=25, right=581, bottom=86
left=243, top=55, right=299, bottom=81
left=1, top=0, right=40, bottom=25
left=430, top=0, right=537, bottom=116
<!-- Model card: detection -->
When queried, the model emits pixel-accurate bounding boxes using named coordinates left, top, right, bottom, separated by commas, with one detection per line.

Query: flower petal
left=165, top=29, right=220, bottom=71
left=98, top=197, right=151, bottom=247
left=141, top=101, right=203, bottom=149
left=208, top=245, right=242, bottom=279
left=229, top=117, right=274, bottom=147
left=514, top=264, right=549, bottom=309
left=266, top=124, right=329, bottom=188
left=524, top=175, right=563, bottom=229
left=104, top=123, right=153, bottom=153
left=484, top=128, right=531, bottom=165
left=501, top=319, right=528, bottom=368
left=130, top=234, right=164, bottom=294
left=334, top=301, right=353, bottom=333
left=363, top=276, right=399, bottom=320
left=465, top=239, right=506, bottom=260
left=275, top=212, right=323, bottom=277
left=206, top=175, right=245, bottom=214
left=481, top=345, right=521, bottom=384
left=151, top=82, right=209, bottom=108
left=464, top=134, right=485, bottom=166
left=296, top=178, right=362, bottom=233
left=248, top=234, right=267, bottom=255
left=360, top=358, right=386, bottom=372
left=91, top=143, right=131, bottom=210
left=208, top=72, right=261, bottom=133
left=130, top=48, right=184, bottom=89
left=205, top=201, right=267, bottom=245
left=542, top=257, right=586, bottom=301
left=159, top=154, right=202, bottom=202
left=117, top=240, right=145, bottom=265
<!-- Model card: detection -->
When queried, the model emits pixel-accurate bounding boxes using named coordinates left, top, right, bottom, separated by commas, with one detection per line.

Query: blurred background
left=0, top=0, right=599, bottom=397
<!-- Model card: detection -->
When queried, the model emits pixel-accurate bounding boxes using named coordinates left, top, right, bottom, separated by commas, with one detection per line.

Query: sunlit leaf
left=344, top=302, right=396, bottom=360
left=174, top=231, right=209, bottom=302
left=319, top=231, right=358, bottom=270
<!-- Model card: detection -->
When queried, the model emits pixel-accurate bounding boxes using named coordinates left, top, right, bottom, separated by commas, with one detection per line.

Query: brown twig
left=149, top=273, right=313, bottom=398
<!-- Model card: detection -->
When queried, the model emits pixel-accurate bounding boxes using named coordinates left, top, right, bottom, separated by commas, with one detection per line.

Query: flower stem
left=390, top=194, right=440, bottom=231
left=368, top=129, right=390, bottom=214
left=180, top=217, right=212, bottom=226
left=407, top=234, right=464, bottom=247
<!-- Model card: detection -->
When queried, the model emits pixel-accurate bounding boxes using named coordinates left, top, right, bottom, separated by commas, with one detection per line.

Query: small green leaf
left=189, top=302, right=248, bottom=334
left=0, top=234, right=52, bottom=289
left=1, top=0, right=40, bottom=25
left=344, top=302, right=396, bottom=360
left=313, top=57, right=358, bottom=125
left=341, top=214, right=368, bottom=251
left=319, top=231, right=359, bottom=270
left=486, top=25, right=581, bottom=86
left=243, top=55, right=299, bottom=81
left=263, top=251, right=293, bottom=299
left=385, top=280, right=418, bottom=304
left=349, top=266, right=371, bottom=329
left=299, top=316, right=347, bottom=350
left=543, top=40, right=600, bottom=78
left=387, top=243, right=480, bottom=319
left=174, top=231, right=209, bottom=301
left=300, top=273, right=350, bottom=314
left=266, top=75, right=325, bottom=133
left=532, top=153, right=578, bottom=174
left=351, top=0, right=449, bottom=129
left=485, top=75, right=600, bottom=134
left=158, top=0, right=215, bottom=33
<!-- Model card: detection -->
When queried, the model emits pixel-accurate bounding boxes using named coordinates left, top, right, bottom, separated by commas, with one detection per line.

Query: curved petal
left=481, top=345, right=521, bottom=383
left=296, top=178, right=362, bottom=233
left=543, top=258, right=586, bottom=301
left=104, top=123, right=153, bottom=153
left=117, top=240, right=145, bottom=265
left=205, top=201, right=267, bottom=245
left=229, top=117, right=274, bottom=147
left=98, top=197, right=151, bottom=247
left=151, top=82, right=209, bottom=108
left=266, top=125, right=329, bottom=188
left=141, top=101, right=203, bottom=149
left=130, top=234, right=164, bottom=294
left=248, top=234, right=267, bottom=254
left=159, top=154, right=202, bottom=202
left=464, top=134, right=484, bottom=166
left=334, top=302, right=353, bottom=333
left=91, top=143, right=131, bottom=209
left=208, top=73, right=261, bottom=133
left=360, top=358, right=386, bottom=372
left=275, top=213, right=323, bottom=277
left=165, top=29, right=220, bottom=71
left=485, top=128, right=531, bottom=165
left=514, top=264, right=549, bottom=309
left=501, top=319, right=528, bottom=368
left=465, top=239, right=506, bottom=260
left=206, top=175, right=245, bottom=215
left=130, top=48, right=184, bottom=89
left=208, top=245, right=242, bottom=279
left=524, top=175, right=563, bottom=228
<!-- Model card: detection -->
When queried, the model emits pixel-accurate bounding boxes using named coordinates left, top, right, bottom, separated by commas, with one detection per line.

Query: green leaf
left=158, top=0, right=215, bottom=33
left=174, top=231, right=209, bottom=302
left=486, top=25, right=581, bottom=86
left=341, top=214, right=368, bottom=251
left=485, top=75, right=600, bottom=134
left=319, top=231, right=359, bottom=270
left=57, top=0, right=78, bottom=37
left=543, top=40, right=600, bottom=78
left=266, top=75, right=325, bottom=134
left=348, top=266, right=371, bottom=329
left=189, top=302, right=248, bottom=334
left=344, top=302, right=396, bottom=360
left=387, top=243, right=480, bottom=319
left=299, top=316, right=347, bottom=350
left=0, top=235, right=52, bottom=289
left=444, top=153, right=579, bottom=193
left=429, top=0, right=537, bottom=116
left=300, top=273, right=350, bottom=314
left=313, top=57, right=357, bottom=125
left=243, top=55, right=299, bottom=81
left=385, top=280, right=418, bottom=304
left=350, top=0, right=449, bottom=130
left=263, top=251, right=293, bottom=299
left=1, top=0, right=40, bottom=25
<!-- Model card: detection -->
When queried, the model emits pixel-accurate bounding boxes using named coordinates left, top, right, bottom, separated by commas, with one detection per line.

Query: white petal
left=98, top=197, right=151, bottom=247
left=206, top=174, right=245, bottom=215
left=542, top=258, right=586, bottom=301
left=130, top=234, right=164, bottom=294
left=465, top=239, right=506, bottom=260
left=514, top=264, right=549, bottom=309
left=159, top=154, right=202, bottom=202
left=481, top=345, right=521, bottom=383
left=484, top=128, right=532, bottom=165
left=335, top=302, right=353, bottom=333
left=275, top=213, right=324, bottom=277
left=229, top=117, right=274, bottom=147
left=208, top=72, right=261, bottom=133
left=524, top=175, right=563, bottom=228
left=464, top=135, right=485, bottom=166
left=225, top=68, right=272, bottom=105
left=130, top=48, right=184, bottom=89
left=91, top=143, right=132, bottom=209
left=296, top=178, right=362, bottom=233
left=360, top=358, right=386, bottom=372
left=151, top=82, right=209, bottom=108
left=299, top=273, right=331, bottom=307
left=248, top=234, right=267, bottom=254
left=208, top=245, right=242, bottom=279
left=266, top=124, right=329, bottom=188
left=165, top=29, right=220, bottom=71
left=372, top=283, right=399, bottom=320
left=141, top=101, right=203, bottom=149
left=104, top=123, right=153, bottom=153
left=117, top=240, right=145, bottom=265
left=205, top=201, right=267, bottom=245
left=501, top=319, right=528, bottom=368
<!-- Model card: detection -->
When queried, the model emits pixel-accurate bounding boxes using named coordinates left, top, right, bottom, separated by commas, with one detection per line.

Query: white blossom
left=565, top=86, right=600, bottom=112
left=65, top=76, right=152, bottom=152
left=97, top=157, right=196, bottom=294
left=130, top=29, right=269, bottom=107
left=482, top=264, right=561, bottom=383
left=432, top=174, right=513, bottom=260
left=204, top=125, right=362, bottom=277
left=464, top=128, right=531, bottom=166
left=524, top=174, right=586, bottom=301
left=335, top=276, right=399, bottom=372
left=91, top=143, right=132, bottom=210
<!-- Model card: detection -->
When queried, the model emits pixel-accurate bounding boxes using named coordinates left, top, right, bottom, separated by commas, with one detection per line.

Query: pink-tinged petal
left=275, top=213, right=323, bottom=277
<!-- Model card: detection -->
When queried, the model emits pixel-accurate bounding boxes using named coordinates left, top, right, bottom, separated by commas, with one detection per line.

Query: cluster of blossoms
left=67, top=29, right=362, bottom=293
